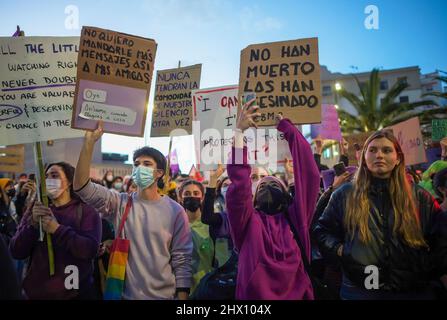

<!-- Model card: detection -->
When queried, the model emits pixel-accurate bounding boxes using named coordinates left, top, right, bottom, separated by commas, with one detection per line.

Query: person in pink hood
left=226, top=99, right=320, bottom=300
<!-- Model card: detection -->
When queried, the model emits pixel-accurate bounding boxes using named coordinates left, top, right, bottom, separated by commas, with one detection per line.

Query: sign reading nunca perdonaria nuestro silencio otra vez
left=151, top=64, right=202, bottom=137
left=71, top=26, right=157, bottom=137
left=239, top=37, right=321, bottom=127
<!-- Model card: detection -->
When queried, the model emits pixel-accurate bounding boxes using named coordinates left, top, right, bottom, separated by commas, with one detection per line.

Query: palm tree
left=337, top=68, right=437, bottom=134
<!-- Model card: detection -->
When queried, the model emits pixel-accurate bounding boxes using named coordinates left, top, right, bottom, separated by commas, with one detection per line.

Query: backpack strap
left=117, top=196, right=133, bottom=239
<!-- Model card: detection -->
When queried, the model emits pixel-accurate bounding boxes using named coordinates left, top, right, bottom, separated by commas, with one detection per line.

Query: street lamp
left=335, top=82, right=342, bottom=91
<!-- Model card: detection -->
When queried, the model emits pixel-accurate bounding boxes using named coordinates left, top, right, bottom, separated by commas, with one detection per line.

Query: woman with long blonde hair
left=314, top=130, right=447, bottom=299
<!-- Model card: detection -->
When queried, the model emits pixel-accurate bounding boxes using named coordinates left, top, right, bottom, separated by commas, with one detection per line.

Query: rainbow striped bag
left=103, top=197, right=133, bottom=300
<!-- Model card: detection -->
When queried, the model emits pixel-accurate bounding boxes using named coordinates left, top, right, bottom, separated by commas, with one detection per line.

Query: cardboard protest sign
left=310, top=104, right=342, bottom=141
left=344, top=132, right=372, bottom=166
left=432, top=119, right=447, bottom=141
left=192, top=85, right=298, bottom=171
left=0, top=144, right=24, bottom=173
left=389, top=117, right=427, bottom=166
left=151, top=64, right=201, bottom=137
left=239, top=38, right=321, bottom=127
left=71, top=26, right=157, bottom=137
left=0, top=36, right=84, bottom=145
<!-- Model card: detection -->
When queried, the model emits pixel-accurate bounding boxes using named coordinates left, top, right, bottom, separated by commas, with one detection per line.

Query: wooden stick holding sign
left=15, top=27, right=55, bottom=276
left=33, top=130, right=55, bottom=276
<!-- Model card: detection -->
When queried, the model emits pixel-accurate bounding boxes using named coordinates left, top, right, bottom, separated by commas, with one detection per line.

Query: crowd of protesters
left=1, top=100, right=447, bottom=300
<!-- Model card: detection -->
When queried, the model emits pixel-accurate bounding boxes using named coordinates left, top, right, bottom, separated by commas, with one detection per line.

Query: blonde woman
left=314, top=130, right=447, bottom=299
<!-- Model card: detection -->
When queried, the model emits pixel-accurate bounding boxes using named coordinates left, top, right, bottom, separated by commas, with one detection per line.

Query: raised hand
left=209, top=164, right=225, bottom=188
left=236, top=97, right=261, bottom=132
left=85, top=120, right=104, bottom=145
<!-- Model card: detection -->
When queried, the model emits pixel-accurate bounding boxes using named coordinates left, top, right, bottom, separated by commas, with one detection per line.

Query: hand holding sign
left=85, top=120, right=104, bottom=146
left=236, top=98, right=261, bottom=131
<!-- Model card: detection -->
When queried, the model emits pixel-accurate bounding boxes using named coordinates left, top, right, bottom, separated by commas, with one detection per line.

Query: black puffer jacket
left=313, top=177, right=447, bottom=292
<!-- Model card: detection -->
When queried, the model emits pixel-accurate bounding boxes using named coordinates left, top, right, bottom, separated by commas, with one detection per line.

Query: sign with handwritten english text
left=0, top=36, right=83, bottom=145
left=192, top=85, right=299, bottom=171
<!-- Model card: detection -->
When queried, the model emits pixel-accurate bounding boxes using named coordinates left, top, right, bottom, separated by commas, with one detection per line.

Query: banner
left=192, top=85, right=298, bottom=171
left=151, top=64, right=202, bottom=137
left=389, top=117, right=427, bottom=166
left=0, top=144, right=24, bottom=173
left=0, top=36, right=83, bottom=145
left=71, top=26, right=157, bottom=137
left=239, top=37, right=321, bottom=127
left=310, top=104, right=342, bottom=141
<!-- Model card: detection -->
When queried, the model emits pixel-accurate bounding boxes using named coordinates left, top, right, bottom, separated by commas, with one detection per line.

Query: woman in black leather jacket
left=314, top=130, right=447, bottom=300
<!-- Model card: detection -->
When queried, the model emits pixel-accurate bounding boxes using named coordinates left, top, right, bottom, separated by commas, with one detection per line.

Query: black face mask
left=255, top=183, right=289, bottom=215
left=6, top=189, right=16, bottom=198
left=183, top=197, right=202, bottom=212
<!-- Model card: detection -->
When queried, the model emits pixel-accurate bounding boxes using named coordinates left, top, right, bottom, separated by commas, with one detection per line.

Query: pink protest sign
left=310, top=104, right=342, bottom=141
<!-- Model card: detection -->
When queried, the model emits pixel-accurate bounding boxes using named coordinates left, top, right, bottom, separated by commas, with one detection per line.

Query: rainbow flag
left=103, top=239, right=130, bottom=300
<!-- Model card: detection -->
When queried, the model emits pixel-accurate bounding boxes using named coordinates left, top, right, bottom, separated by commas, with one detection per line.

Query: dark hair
left=216, top=176, right=230, bottom=196
left=133, top=147, right=167, bottom=189
left=45, top=162, right=79, bottom=200
left=433, top=167, right=447, bottom=199
left=178, top=179, right=204, bottom=198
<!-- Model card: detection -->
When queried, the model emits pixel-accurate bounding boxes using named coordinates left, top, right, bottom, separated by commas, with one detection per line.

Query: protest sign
left=192, top=85, right=298, bottom=171
left=71, top=26, right=157, bottom=137
left=432, top=119, right=447, bottom=141
left=0, top=144, right=24, bottom=173
left=151, top=64, right=202, bottom=137
left=344, top=132, right=372, bottom=166
left=310, top=104, right=342, bottom=141
left=0, top=36, right=84, bottom=145
left=389, top=117, right=427, bottom=166
left=239, top=37, right=321, bottom=127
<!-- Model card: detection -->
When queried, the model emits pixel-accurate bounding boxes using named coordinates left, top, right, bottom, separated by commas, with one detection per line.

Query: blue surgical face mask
left=131, top=166, right=156, bottom=190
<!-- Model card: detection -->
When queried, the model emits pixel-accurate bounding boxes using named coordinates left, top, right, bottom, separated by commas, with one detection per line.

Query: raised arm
left=226, top=97, right=260, bottom=250
left=202, top=165, right=225, bottom=227
left=73, top=121, right=103, bottom=191
left=277, top=117, right=320, bottom=232
left=74, top=121, right=120, bottom=218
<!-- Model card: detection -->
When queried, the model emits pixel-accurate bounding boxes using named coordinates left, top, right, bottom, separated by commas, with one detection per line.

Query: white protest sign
left=0, top=36, right=84, bottom=145
left=192, top=85, right=297, bottom=171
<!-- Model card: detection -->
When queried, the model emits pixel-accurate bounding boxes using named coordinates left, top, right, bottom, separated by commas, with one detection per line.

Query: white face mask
left=46, top=179, right=63, bottom=199
left=251, top=181, right=259, bottom=196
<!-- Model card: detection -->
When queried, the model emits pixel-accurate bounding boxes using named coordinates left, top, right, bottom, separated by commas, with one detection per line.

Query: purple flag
left=167, top=149, right=180, bottom=176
